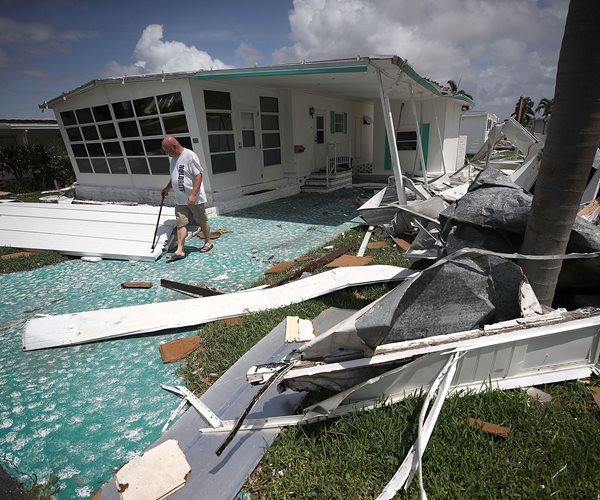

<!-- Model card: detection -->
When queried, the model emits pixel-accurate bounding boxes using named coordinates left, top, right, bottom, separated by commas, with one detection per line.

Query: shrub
left=0, top=144, right=75, bottom=193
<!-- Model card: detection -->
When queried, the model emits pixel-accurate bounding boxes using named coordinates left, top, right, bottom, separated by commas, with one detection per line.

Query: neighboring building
left=459, top=111, right=498, bottom=155
left=527, top=117, right=549, bottom=136
left=41, top=56, right=473, bottom=213
left=0, top=119, right=63, bottom=148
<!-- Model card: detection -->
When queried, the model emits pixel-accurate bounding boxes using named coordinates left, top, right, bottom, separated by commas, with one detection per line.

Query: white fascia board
left=283, top=309, right=600, bottom=383
left=23, top=265, right=415, bottom=350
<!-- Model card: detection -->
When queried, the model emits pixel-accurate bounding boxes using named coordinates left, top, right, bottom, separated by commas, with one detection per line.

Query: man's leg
left=173, top=205, right=190, bottom=257
left=192, top=204, right=212, bottom=251
left=175, top=225, right=187, bottom=256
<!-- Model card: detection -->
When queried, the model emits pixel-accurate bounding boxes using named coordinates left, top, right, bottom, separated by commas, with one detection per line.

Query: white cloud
left=273, top=0, right=568, bottom=119
left=100, top=24, right=232, bottom=77
left=236, top=42, right=263, bottom=67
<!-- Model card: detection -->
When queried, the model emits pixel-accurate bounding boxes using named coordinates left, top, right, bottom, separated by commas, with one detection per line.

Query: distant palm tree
left=447, top=80, right=473, bottom=110
left=511, top=96, right=535, bottom=125
left=535, top=97, right=554, bottom=133
left=535, top=98, right=554, bottom=118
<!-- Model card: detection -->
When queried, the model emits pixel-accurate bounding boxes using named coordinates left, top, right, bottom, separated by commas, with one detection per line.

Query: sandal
left=166, top=253, right=186, bottom=262
left=200, top=243, right=214, bottom=253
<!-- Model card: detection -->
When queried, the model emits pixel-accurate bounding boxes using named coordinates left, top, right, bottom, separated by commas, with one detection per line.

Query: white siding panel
left=0, top=203, right=177, bottom=261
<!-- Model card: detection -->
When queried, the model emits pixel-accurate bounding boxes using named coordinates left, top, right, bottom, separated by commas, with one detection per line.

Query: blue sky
left=0, top=0, right=568, bottom=121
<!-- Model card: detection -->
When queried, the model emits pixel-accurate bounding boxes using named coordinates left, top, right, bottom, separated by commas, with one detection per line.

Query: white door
left=313, top=112, right=326, bottom=171
left=237, top=109, right=262, bottom=187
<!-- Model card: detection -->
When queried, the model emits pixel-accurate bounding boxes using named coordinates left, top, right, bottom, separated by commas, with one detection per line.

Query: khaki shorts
left=175, top=204, right=208, bottom=228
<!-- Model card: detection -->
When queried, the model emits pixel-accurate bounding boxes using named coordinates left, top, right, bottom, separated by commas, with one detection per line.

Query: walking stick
left=151, top=193, right=166, bottom=251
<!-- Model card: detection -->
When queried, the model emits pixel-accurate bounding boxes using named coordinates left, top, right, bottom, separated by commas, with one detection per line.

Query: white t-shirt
left=169, top=148, right=207, bottom=205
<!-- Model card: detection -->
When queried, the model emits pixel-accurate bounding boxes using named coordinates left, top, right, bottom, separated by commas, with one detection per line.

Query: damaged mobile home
left=40, top=56, right=472, bottom=212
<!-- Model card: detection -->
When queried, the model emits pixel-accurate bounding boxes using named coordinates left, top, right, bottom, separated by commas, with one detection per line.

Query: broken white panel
left=0, top=202, right=177, bottom=261
left=397, top=196, right=448, bottom=224
left=437, top=182, right=469, bottom=203
left=23, top=265, right=417, bottom=350
left=501, top=117, right=539, bottom=156
left=357, top=188, right=402, bottom=225
left=402, top=176, right=432, bottom=200
left=202, top=308, right=600, bottom=435
left=285, top=316, right=316, bottom=343
left=115, top=439, right=190, bottom=500
left=509, top=142, right=544, bottom=191
left=280, top=308, right=600, bottom=396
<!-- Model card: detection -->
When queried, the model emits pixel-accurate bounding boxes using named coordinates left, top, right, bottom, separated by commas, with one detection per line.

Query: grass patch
left=0, top=192, right=45, bottom=203
left=177, top=225, right=600, bottom=498
left=0, top=247, right=67, bottom=274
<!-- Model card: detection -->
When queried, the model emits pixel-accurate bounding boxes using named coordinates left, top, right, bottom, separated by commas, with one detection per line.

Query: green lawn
left=180, top=227, right=600, bottom=499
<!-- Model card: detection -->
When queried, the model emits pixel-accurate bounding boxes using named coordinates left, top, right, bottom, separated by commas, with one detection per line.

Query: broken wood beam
left=267, top=242, right=355, bottom=288
left=160, top=279, right=223, bottom=297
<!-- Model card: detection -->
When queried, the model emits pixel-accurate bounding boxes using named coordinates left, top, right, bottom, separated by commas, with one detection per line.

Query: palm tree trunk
left=519, top=0, right=600, bottom=305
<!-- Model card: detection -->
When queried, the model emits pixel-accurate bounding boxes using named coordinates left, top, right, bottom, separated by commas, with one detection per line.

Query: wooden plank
left=326, top=255, right=372, bottom=268
left=591, top=386, right=600, bottom=409
left=393, top=237, right=412, bottom=251
left=160, top=279, right=222, bottom=297
left=159, top=336, right=202, bottom=363
left=265, top=261, right=296, bottom=274
left=0, top=251, right=33, bottom=260
left=367, top=241, right=389, bottom=249
left=466, top=418, right=511, bottom=438
left=121, top=282, right=153, bottom=289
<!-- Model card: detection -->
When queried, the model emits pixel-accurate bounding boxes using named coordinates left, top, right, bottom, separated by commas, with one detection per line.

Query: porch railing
left=325, top=141, right=352, bottom=187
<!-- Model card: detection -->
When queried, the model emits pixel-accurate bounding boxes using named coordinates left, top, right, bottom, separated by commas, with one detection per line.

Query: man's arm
left=188, top=173, right=203, bottom=205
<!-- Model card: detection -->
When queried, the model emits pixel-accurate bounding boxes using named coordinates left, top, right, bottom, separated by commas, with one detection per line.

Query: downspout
left=377, top=69, right=407, bottom=205
left=409, top=84, right=428, bottom=190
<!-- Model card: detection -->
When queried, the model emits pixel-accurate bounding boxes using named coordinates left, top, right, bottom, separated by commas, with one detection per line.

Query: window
left=396, top=131, right=417, bottom=151
left=92, top=105, right=112, bottom=122
left=108, top=158, right=128, bottom=174
left=241, top=112, right=256, bottom=148
left=81, top=125, right=99, bottom=141
left=133, top=96, right=157, bottom=116
left=60, top=111, right=77, bottom=126
left=330, top=111, right=347, bottom=134
left=260, top=96, right=281, bottom=167
left=157, top=92, right=184, bottom=113
left=63, top=91, right=190, bottom=176
left=204, top=90, right=236, bottom=174
left=112, top=101, right=135, bottom=119
left=75, top=108, right=94, bottom=124
left=315, top=115, right=324, bottom=144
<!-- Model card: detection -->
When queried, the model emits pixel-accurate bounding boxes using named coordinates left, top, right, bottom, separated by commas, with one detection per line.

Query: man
left=161, top=136, right=212, bottom=261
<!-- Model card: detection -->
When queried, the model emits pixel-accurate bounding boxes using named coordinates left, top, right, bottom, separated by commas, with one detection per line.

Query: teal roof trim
left=195, top=64, right=369, bottom=80
left=402, top=62, right=474, bottom=107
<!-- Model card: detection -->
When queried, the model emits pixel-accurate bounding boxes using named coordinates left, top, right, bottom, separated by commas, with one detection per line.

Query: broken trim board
left=23, top=265, right=416, bottom=350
